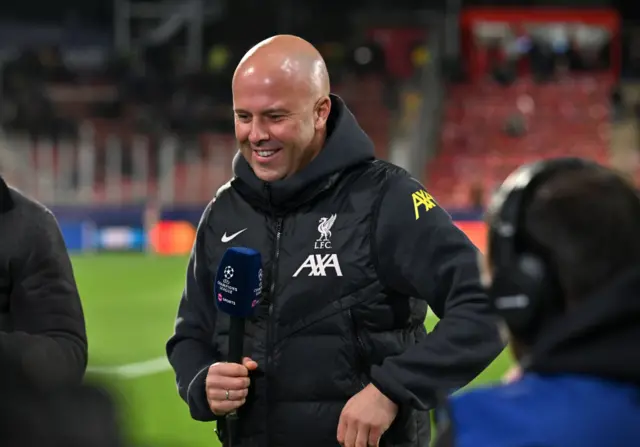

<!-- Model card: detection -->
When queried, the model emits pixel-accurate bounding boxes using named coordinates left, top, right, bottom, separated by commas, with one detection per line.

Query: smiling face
left=233, top=74, right=329, bottom=182
left=232, top=35, right=331, bottom=183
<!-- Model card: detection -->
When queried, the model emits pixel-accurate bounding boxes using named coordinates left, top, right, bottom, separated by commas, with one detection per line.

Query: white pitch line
left=87, top=315, right=440, bottom=380
left=87, top=356, right=171, bottom=379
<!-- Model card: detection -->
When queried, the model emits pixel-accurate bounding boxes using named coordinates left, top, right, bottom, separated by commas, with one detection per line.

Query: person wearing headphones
left=433, top=157, right=640, bottom=447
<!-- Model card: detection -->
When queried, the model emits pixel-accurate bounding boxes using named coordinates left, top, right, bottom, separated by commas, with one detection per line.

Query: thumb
left=242, top=357, right=258, bottom=371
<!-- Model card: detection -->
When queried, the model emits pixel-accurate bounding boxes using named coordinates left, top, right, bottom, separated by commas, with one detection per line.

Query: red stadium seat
left=426, top=74, right=614, bottom=209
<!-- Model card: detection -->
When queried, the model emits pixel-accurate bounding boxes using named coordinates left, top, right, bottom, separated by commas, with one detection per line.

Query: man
left=434, top=158, right=640, bottom=447
left=166, top=35, right=504, bottom=447
left=0, top=175, right=87, bottom=387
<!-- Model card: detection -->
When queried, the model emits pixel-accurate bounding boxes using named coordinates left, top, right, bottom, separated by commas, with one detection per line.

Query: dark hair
left=523, top=166, right=640, bottom=306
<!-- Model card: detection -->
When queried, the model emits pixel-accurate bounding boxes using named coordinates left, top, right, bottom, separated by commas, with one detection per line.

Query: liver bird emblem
left=317, top=214, right=337, bottom=242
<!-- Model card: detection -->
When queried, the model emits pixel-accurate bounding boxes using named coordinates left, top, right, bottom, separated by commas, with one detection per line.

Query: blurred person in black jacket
left=0, top=174, right=87, bottom=387
left=0, top=352, right=124, bottom=447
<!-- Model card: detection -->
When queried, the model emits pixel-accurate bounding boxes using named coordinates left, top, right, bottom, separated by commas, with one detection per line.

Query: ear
left=314, top=96, right=331, bottom=130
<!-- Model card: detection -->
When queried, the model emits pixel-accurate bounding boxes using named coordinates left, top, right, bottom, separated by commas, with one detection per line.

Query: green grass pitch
left=76, top=253, right=513, bottom=446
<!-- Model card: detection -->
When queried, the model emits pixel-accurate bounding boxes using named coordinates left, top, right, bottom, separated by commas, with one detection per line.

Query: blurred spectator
left=611, top=85, right=624, bottom=122
left=0, top=352, right=124, bottom=447
left=573, top=25, right=610, bottom=71
left=468, top=182, right=485, bottom=210
left=503, top=112, right=526, bottom=138
left=528, top=37, right=557, bottom=83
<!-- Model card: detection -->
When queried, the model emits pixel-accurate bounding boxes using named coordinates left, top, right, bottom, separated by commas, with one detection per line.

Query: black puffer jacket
left=166, top=95, right=504, bottom=447
left=0, top=176, right=87, bottom=388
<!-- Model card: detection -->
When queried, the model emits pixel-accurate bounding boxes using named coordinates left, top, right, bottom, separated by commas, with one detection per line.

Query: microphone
left=214, top=247, right=263, bottom=424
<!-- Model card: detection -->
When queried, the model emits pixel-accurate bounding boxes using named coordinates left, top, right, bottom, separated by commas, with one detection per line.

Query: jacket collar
left=0, top=176, right=14, bottom=214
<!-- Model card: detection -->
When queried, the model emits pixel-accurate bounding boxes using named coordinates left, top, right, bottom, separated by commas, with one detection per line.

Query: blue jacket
left=446, top=373, right=640, bottom=447
left=434, top=268, right=640, bottom=447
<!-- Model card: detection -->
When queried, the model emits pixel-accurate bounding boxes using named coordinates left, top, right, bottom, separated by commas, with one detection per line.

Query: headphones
left=486, top=157, right=607, bottom=342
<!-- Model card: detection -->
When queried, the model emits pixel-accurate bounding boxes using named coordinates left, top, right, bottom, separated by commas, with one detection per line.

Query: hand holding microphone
left=211, top=247, right=263, bottom=420
left=206, top=357, right=258, bottom=416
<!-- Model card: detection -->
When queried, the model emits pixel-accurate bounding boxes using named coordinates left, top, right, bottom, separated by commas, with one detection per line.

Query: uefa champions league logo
left=223, top=266, right=234, bottom=280
left=251, top=269, right=263, bottom=308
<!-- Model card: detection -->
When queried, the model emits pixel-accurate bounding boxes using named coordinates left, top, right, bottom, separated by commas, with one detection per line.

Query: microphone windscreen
left=214, top=247, right=263, bottom=318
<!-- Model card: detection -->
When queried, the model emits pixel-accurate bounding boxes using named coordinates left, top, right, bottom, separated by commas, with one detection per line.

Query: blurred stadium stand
left=423, top=8, right=630, bottom=209
left=0, top=1, right=434, bottom=255
left=0, top=1, right=639, bottom=251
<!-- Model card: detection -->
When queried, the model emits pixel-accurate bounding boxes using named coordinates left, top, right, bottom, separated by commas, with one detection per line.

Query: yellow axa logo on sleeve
left=412, top=189, right=437, bottom=219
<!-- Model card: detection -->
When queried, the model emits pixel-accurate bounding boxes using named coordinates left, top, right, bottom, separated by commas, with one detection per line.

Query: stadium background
left=1, top=0, right=638, bottom=445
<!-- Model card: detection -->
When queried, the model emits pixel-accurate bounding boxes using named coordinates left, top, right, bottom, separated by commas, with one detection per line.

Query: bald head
left=233, top=35, right=330, bottom=99
left=232, top=35, right=333, bottom=183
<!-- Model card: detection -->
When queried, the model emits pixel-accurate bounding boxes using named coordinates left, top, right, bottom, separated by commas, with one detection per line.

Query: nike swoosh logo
left=221, top=228, right=247, bottom=243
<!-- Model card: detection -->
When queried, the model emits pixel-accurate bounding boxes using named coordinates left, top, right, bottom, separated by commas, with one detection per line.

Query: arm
left=166, top=201, right=220, bottom=421
left=369, top=176, right=505, bottom=410
left=5, top=207, right=87, bottom=386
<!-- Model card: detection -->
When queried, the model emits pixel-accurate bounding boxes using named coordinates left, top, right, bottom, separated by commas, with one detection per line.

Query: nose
left=248, top=120, right=269, bottom=146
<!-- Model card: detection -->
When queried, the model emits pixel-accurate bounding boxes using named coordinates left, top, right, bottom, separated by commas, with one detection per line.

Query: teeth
left=257, top=150, right=277, bottom=157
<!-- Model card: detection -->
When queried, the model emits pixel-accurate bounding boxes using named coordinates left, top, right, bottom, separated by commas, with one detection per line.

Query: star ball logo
left=223, top=266, right=234, bottom=280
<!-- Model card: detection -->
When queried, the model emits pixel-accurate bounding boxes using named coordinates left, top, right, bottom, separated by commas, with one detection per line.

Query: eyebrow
left=234, top=108, right=290, bottom=115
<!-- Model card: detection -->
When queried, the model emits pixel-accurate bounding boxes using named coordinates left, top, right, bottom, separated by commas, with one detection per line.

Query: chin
left=253, top=167, right=286, bottom=183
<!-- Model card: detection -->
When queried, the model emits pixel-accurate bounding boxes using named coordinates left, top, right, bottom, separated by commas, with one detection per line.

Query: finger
left=210, top=362, right=250, bottom=377
left=209, top=398, right=246, bottom=415
left=208, top=387, right=249, bottom=402
left=344, top=420, right=358, bottom=447
left=337, top=413, right=347, bottom=445
left=243, top=357, right=259, bottom=370
left=355, top=423, right=369, bottom=447
left=207, top=375, right=251, bottom=391
left=368, top=427, right=382, bottom=447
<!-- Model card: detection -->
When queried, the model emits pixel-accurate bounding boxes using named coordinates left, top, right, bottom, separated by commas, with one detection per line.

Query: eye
left=235, top=113, right=251, bottom=123
left=268, top=114, right=285, bottom=122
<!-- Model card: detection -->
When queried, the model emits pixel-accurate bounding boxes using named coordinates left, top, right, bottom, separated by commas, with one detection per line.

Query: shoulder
left=1, top=186, right=65, bottom=266
left=8, top=186, right=59, bottom=230
left=355, top=159, right=414, bottom=187
left=199, top=179, right=234, bottom=223
left=348, top=160, right=439, bottom=212
left=214, top=178, right=234, bottom=200
left=371, top=164, right=450, bottom=228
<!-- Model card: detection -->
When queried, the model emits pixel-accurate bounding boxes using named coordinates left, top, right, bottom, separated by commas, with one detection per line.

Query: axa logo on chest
left=293, top=214, right=343, bottom=277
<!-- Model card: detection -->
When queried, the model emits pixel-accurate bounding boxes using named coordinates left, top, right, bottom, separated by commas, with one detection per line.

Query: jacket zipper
left=348, top=308, right=368, bottom=389
left=264, top=183, right=283, bottom=446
